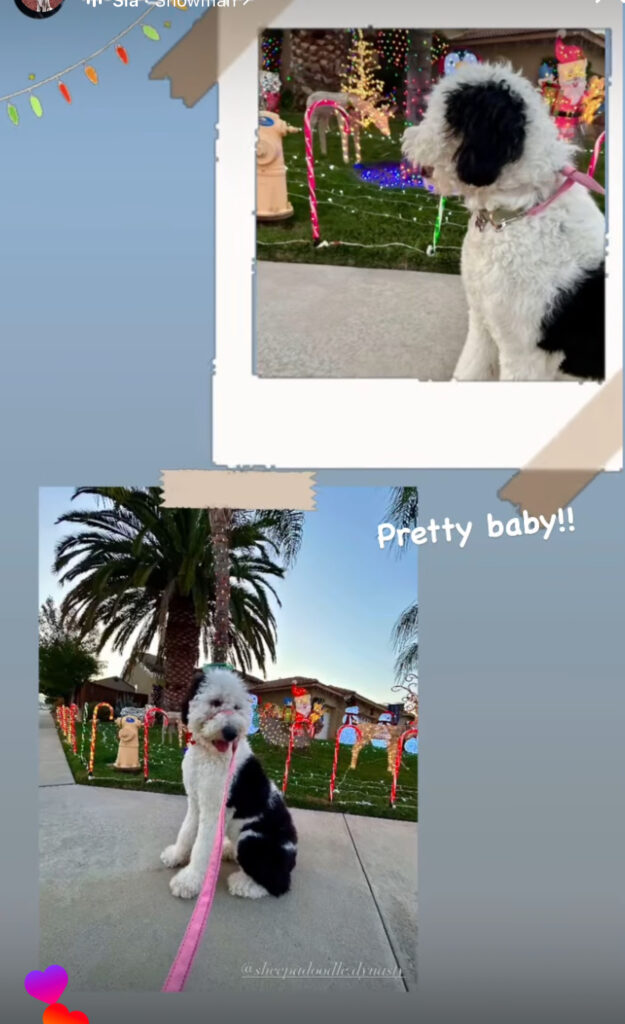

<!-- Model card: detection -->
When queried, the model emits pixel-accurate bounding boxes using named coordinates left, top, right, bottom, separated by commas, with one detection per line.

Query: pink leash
left=528, top=131, right=605, bottom=217
left=162, top=741, right=239, bottom=992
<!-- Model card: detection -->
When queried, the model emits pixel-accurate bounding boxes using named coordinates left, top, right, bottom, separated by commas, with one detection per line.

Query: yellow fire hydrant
left=256, top=111, right=301, bottom=221
left=114, top=714, right=141, bottom=771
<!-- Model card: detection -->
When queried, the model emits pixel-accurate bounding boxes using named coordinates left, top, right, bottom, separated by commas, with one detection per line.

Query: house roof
left=139, top=653, right=164, bottom=676
left=246, top=676, right=399, bottom=716
left=127, top=659, right=405, bottom=717
left=450, top=28, right=605, bottom=49
left=90, top=676, right=138, bottom=695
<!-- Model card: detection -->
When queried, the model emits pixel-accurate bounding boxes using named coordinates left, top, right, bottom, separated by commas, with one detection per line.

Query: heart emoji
left=24, top=966, right=68, bottom=1004
left=43, top=1005, right=89, bottom=1024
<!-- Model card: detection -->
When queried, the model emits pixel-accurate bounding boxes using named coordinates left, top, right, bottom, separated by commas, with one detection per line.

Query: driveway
left=256, top=261, right=467, bottom=378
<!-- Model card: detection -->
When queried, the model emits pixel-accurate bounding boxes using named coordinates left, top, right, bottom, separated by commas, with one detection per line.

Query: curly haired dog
left=402, top=62, right=605, bottom=381
left=161, top=666, right=297, bottom=899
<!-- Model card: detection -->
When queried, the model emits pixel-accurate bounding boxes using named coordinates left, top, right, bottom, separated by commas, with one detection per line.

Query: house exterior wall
left=251, top=684, right=413, bottom=739
left=75, top=682, right=147, bottom=711
left=467, top=36, right=605, bottom=83
left=130, top=661, right=163, bottom=698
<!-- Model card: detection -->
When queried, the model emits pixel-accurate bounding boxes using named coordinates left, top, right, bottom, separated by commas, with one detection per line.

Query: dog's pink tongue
left=213, top=739, right=230, bottom=753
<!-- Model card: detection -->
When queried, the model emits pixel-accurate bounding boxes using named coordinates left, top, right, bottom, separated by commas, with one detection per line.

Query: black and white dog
left=161, top=666, right=297, bottom=899
left=402, top=62, right=605, bottom=381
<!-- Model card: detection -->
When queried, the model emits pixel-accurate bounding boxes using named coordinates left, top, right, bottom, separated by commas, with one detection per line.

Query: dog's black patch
left=181, top=669, right=206, bottom=726
left=228, top=755, right=297, bottom=896
left=538, top=265, right=605, bottom=380
left=445, top=80, right=526, bottom=187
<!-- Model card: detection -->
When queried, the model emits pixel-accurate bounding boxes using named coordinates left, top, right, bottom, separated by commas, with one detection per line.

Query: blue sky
left=39, top=486, right=417, bottom=705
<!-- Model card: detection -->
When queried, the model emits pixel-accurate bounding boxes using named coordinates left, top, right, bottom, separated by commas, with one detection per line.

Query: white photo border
left=214, top=0, right=622, bottom=470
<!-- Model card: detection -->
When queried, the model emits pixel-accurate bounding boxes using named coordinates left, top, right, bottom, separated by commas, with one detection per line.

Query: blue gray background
left=1, top=2, right=625, bottom=1022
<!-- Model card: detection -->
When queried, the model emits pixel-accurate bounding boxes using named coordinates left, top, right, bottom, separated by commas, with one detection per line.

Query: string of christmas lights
left=79, top=704, right=89, bottom=766
left=1, top=9, right=162, bottom=127
left=261, top=31, right=283, bottom=73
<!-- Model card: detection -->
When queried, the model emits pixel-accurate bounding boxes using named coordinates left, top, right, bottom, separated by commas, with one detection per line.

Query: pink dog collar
left=475, top=131, right=605, bottom=230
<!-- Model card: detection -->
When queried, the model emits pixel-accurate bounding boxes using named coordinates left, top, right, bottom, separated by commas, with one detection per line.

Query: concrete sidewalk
left=257, top=261, right=467, bottom=379
left=39, top=709, right=75, bottom=787
left=39, top=712, right=417, bottom=992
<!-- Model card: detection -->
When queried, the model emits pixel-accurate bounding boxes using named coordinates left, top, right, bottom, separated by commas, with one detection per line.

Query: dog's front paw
left=170, top=868, right=202, bottom=899
left=227, top=869, right=268, bottom=899
left=222, top=838, right=237, bottom=862
left=161, top=845, right=187, bottom=869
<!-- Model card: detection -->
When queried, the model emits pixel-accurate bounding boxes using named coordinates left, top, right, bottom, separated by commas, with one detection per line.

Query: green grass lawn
left=257, top=111, right=605, bottom=274
left=58, top=721, right=418, bottom=822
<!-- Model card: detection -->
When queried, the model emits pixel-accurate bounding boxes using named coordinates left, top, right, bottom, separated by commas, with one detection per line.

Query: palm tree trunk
left=163, top=594, right=201, bottom=711
left=209, top=508, right=232, bottom=664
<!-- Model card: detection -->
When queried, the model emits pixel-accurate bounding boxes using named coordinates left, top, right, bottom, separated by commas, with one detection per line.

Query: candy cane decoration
left=304, top=99, right=351, bottom=245
left=390, top=726, right=419, bottom=808
left=144, top=707, right=169, bottom=781
left=588, top=130, right=605, bottom=180
left=88, top=702, right=114, bottom=776
left=281, top=717, right=315, bottom=794
left=79, top=703, right=89, bottom=765
left=329, top=722, right=363, bottom=802
left=429, top=196, right=446, bottom=255
left=69, top=704, right=79, bottom=754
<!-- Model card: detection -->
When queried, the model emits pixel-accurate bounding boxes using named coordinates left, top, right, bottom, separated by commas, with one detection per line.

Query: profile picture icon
left=14, top=0, right=65, bottom=18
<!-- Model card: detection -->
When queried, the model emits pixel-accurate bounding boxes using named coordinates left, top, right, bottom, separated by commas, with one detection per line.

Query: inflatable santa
left=553, top=37, right=588, bottom=141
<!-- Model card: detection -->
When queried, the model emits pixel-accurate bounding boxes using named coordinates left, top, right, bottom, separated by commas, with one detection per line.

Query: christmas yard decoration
left=257, top=111, right=301, bottom=221
left=88, top=702, right=114, bottom=777
left=248, top=694, right=260, bottom=735
left=553, top=36, right=591, bottom=141
left=348, top=713, right=403, bottom=772
left=329, top=720, right=363, bottom=802
left=69, top=704, right=79, bottom=754
left=435, top=45, right=480, bottom=79
left=537, top=58, right=559, bottom=113
left=143, top=707, right=169, bottom=781
left=390, top=726, right=419, bottom=807
left=581, top=76, right=605, bottom=126
left=114, top=714, right=142, bottom=772
left=426, top=49, right=479, bottom=256
left=255, top=684, right=319, bottom=794
left=161, top=711, right=184, bottom=746
left=304, top=98, right=352, bottom=244
left=259, top=70, right=281, bottom=113
left=340, top=29, right=385, bottom=113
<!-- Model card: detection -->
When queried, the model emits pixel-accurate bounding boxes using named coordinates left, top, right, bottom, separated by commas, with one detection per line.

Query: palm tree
left=392, top=602, right=419, bottom=682
left=209, top=507, right=304, bottom=664
left=53, top=488, right=304, bottom=711
left=386, top=487, right=419, bottom=682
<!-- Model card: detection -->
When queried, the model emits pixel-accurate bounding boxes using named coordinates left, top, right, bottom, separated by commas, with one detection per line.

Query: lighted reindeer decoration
left=305, top=91, right=395, bottom=165
left=348, top=712, right=403, bottom=772
left=348, top=676, right=419, bottom=772
left=393, top=675, right=419, bottom=724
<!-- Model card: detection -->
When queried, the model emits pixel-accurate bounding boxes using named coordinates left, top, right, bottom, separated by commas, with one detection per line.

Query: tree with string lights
left=404, top=31, right=435, bottom=124
left=340, top=28, right=386, bottom=123
left=210, top=508, right=305, bottom=665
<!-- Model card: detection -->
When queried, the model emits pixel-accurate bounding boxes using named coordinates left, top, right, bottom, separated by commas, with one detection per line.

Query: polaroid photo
left=204, top=0, right=623, bottom=469
left=39, top=482, right=418, bottom=990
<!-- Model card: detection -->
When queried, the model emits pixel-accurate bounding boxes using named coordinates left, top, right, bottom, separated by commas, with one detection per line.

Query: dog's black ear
left=181, top=669, right=206, bottom=726
left=445, top=80, right=526, bottom=187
